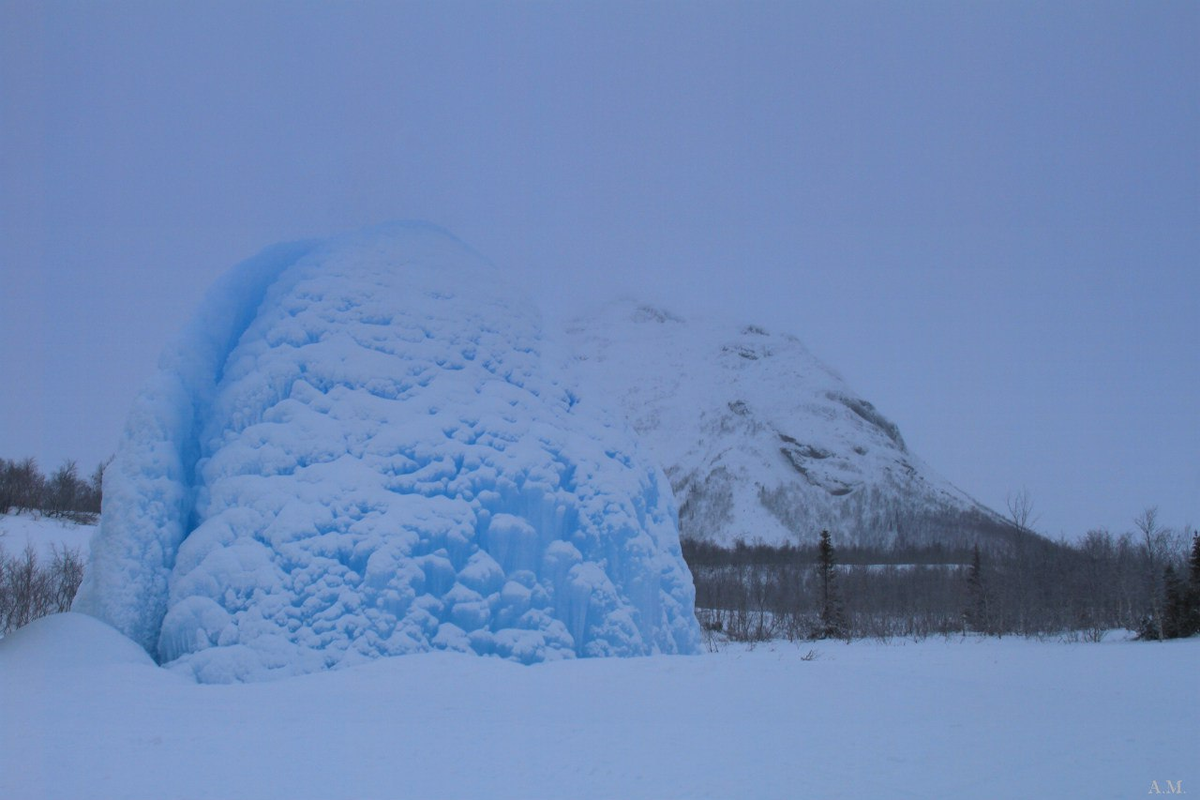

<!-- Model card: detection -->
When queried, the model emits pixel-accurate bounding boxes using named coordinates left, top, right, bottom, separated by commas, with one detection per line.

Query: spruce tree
left=1190, top=534, right=1200, bottom=580
left=1158, top=535, right=1200, bottom=640
left=964, top=543, right=989, bottom=634
left=1162, top=565, right=1185, bottom=639
left=814, top=529, right=846, bottom=640
left=1185, top=534, right=1200, bottom=636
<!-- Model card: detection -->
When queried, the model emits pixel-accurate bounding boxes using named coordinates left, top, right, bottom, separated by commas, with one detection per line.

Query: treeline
left=0, top=457, right=107, bottom=523
left=683, top=510, right=1200, bottom=644
left=684, top=538, right=978, bottom=568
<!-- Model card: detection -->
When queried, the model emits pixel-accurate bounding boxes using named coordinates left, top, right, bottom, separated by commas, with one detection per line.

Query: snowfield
left=4, top=224, right=1194, bottom=798
left=2, top=612, right=1195, bottom=800
left=0, top=513, right=96, bottom=560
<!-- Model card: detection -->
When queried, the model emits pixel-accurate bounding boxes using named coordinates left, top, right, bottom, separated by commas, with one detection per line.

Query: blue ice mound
left=73, top=223, right=700, bottom=681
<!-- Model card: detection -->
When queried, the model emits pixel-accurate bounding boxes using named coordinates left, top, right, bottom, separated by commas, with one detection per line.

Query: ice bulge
left=73, top=223, right=700, bottom=681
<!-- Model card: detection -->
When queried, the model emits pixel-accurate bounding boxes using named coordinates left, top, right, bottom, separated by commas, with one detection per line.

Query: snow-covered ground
left=1, top=222, right=1193, bottom=797
left=2, top=612, right=1194, bottom=800
left=0, top=512, right=95, bottom=560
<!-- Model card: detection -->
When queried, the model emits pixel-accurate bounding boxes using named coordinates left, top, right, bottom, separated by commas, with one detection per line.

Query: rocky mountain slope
left=560, top=301, right=1013, bottom=549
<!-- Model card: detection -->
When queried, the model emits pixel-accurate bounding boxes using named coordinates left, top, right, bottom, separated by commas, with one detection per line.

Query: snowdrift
left=74, top=223, right=700, bottom=681
left=7, top=618, right=1196, bottom=800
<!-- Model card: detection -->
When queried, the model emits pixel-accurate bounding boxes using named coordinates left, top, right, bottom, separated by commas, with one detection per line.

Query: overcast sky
left=2, top=0, right=1196, bottom=539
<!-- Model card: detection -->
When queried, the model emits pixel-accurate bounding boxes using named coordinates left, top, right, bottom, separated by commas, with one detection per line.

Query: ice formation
left=74, top=223, right=700, bottom=681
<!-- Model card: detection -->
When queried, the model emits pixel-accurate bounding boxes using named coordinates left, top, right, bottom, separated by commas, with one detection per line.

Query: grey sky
left=2, top=0, right=1196, bottom=539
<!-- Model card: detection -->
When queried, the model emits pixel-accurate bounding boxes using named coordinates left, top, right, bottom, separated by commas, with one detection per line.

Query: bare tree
left=1075, top=529, right=1118, bottom=638
left=1134, top=507, right=1173, bottom=639
left=46, top=460, right=80, bottom=519
left=2, top=458, right=45, bottom=514
left=48, top=544, right=85, bottom=611
left=1005, top=488, right=1040, bottom=534
left=1004, top=488, right=1040, bottom=634
left=81, top=457, right=111, bottom=514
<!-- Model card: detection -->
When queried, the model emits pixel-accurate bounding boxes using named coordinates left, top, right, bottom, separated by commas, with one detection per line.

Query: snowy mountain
left=74, top=224, right=699, bottom=680
left=560, top=301, right=1010, bottom=549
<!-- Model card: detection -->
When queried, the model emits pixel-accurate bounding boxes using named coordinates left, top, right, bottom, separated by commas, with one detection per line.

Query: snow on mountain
left=561, top=301, right=1007, bottom=548
left=73, top=223, right=699, bottom=680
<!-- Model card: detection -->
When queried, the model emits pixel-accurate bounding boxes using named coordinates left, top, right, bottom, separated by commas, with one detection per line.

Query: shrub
left=0, top=541, right=85, bottom=635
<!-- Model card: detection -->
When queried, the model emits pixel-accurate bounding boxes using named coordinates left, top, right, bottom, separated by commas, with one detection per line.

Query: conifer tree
left=1185, top=534, right=1200, bottom=637
left=1154, top=535, right=1200, bottom=640
left=964, top=543, right=989, bottom=634
left=1162, top=564, right=1185, bottom=639
left=813, top=529, right=846, bottom=640
left=1189, top=534, right=1200, bottom=593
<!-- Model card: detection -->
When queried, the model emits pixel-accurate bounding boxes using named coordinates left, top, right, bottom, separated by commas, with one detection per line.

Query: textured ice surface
left=73, top=223, right=699, bottom=680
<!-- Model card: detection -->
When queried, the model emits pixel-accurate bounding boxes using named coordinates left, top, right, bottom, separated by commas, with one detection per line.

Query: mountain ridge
left=559, top=300, right=1016, bottom=549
